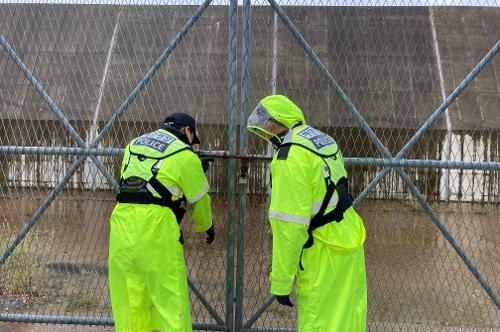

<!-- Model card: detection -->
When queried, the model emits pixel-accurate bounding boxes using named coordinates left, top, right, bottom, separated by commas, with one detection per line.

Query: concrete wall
left=0, top=4, right=498, bottom=130
left=0, top=4, right=499, bottom=199
left=0, top=4, right=230, bottom=126
left=434, top=7, right=500, bottom=130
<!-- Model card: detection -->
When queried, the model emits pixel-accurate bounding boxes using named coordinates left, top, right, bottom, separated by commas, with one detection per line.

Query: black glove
left=200, top=157, right=214, bottom=173
left=275, top=295, right=294, bottom=307
left=205, top=225, right=215, bottom=244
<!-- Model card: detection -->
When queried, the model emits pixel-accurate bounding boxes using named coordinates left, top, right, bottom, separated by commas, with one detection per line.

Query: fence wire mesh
left=0, top=0, right=499, bottom=331
left=240, top=1, right=499, bottom=331
left=0, top=0, right=233, bottom=328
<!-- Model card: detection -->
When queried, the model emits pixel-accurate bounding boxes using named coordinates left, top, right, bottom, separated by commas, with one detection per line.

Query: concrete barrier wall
left=0, top=4, right=498, bottom=128
left=0, top=4, right=499, bottom=199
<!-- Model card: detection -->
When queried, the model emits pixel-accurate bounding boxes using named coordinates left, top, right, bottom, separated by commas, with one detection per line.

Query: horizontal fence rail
left=2, top=146, right=500, bottom=170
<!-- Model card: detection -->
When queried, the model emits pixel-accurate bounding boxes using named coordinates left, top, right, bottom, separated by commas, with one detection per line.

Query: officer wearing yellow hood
left=247, top=95, right=367, bottom=331
left=108, top=112, right=214, bottom=332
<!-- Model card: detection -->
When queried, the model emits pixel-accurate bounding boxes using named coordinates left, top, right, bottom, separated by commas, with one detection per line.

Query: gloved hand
left=275, top=295, right=294, bottom=307
left=205, top=225, right=215, bottom=244
left=200, top=157, right=214, bottom=173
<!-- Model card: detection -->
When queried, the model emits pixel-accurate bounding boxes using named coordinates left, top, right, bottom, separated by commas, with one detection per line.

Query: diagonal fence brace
left=89, top=0, right=213, bottom=150
left=0, top=35, right=119, bottom=192
left=266, top=0, right=391, bottom=160
left=349, top=40, right=500, bottom=308
left=0, top=156, right=87, bottom=266
left=396, top=168, right=500, bottom=309
left=241, top=295, right=275, bottom=329
left=396, top=40, right=499, bottom=160
left=188, top=277, right=225, bottom=325
left=355, top=40, right=500, bottom=205
left=260, top=0, right=500, bottom=320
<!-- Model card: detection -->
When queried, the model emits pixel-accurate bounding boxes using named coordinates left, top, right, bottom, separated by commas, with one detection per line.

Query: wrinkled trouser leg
left=296, top=241, right=367, bottom=332
left=109, top=246, right=134, bottom=331
left=147, top=239, right=192, bottom=332
left=109, top=204, right=192, bottom=332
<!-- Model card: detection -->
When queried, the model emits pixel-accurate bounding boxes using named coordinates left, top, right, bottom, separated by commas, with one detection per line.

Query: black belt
left=116, top=192, right=174, bottom=208
left=116, top=191, right=186, bottom=244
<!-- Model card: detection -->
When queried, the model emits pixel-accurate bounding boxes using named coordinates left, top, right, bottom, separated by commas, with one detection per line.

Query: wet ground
left=0, top=323, right=113, bottom=332
left=0, top=190, right=499, bottom=330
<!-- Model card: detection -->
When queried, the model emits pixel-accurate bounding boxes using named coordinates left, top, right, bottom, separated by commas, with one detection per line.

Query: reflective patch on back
left=133, top=131, right=176, bottom=152
left=297, top=127, right=336, bottom=150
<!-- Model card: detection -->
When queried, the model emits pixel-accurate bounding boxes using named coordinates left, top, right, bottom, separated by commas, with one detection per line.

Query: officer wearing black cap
left=109, top=112, right=214, bottom=332
left=163, top=112, right=201, bottom=145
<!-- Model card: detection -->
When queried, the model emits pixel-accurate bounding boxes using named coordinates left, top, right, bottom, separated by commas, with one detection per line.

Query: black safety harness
left=116, top=147, right=190, bottom=243
left=116, top=178, right=185, bottom=210
left=276, top=142, right=353, bottom=251
left=303, top=176, right=352, bottom=249
left=116, top=147, right=190, bottom=208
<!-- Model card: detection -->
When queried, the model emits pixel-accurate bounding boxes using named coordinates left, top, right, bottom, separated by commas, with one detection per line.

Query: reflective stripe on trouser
left=109, top=203, right=192, bottom=332
left=296, top=240, right=367, bottom=332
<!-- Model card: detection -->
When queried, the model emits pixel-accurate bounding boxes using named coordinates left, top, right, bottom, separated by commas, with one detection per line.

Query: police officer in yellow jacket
left=247, top=95, right=367, bottom=331
left=108, top=112, right=215, bottom=332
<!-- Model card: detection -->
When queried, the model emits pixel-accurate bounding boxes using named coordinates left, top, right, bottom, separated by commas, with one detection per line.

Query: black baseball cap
left=163, top=112, right=200, bottom=144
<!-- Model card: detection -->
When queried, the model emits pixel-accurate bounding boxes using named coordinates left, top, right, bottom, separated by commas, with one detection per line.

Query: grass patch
left=0, top=230, right=49, bottom=305
left=67, top=290, right=98, bottom=311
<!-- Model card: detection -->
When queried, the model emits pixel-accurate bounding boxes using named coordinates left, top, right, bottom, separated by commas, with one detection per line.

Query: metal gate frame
left=0, top=1, right=499, bottom=331
left=0, top=0, right=238, bottom=330
left=233, top=1, right=500, bottom=331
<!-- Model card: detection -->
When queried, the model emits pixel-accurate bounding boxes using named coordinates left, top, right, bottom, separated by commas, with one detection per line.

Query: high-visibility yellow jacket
left=269, top=124, right=366, bottom=295
left=269, top=124, right=367, bottom=331
left=247, top=94, right=366, bottom=331
left=119, top=128, right=212, bottom=230
left=109, top=128, right=212, bottom=332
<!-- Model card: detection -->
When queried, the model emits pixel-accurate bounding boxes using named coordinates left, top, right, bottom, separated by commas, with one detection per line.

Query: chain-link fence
left=0, top=1, right=499, bottom=331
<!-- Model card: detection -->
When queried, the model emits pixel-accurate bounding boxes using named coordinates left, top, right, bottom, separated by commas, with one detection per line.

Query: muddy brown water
left=0, top=190, right=499, bottom=330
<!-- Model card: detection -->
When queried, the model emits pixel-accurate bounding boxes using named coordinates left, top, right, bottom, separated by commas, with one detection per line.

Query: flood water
left=1, top=123, right=499, bottom=330
left=0, top=191, right=498, bottom=330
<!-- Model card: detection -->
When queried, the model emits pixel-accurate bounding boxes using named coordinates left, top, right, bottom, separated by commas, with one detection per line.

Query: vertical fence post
left=235, top=0, right=251, bottom=330
left=225, top=0, right=239, bottom=329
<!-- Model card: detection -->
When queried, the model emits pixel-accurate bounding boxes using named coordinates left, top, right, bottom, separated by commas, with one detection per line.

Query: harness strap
left=118, top=138, right=191, bottom=244
left=302, top=177, right=352, bottom=249
left=278, top=142, right=339, bottom=160
left=116, top=192, right=174, bottom=208
left=148, top=177, right=173, bottom=202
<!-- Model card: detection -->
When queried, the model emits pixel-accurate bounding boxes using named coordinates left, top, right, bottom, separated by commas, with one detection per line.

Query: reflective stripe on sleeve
left=166, top=185, right=183, bottom=198
left=146, top=183, right=184, bottom=199
left=269, top=211, right=310, bottom=225
left=187, top=181, right=208, bottom=204
left=311, top=194, right=339, bottom=215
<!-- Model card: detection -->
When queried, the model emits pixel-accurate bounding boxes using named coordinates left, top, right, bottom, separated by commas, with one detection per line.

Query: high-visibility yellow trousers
left=297, top=240, right=367, bottom=332
left=108, top=203, right=192, bottom=332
